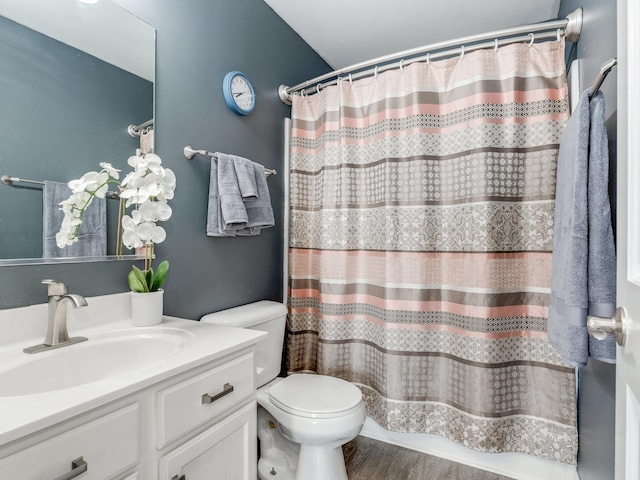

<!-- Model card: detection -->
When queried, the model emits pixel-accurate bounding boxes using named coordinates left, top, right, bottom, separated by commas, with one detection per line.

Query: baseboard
left=359, top=418, right=579, bottom=480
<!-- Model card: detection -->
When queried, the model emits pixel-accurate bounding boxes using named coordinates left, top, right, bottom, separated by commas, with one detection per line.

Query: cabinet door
left=159, top=402, right=256, bottom=480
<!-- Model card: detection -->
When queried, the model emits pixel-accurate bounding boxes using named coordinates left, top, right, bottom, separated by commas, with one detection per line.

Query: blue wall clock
left=223, top=71, right=256, bottom=116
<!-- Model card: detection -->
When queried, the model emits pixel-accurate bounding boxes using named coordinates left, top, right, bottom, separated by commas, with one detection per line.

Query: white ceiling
left=264, top=0, right=562, bottom=70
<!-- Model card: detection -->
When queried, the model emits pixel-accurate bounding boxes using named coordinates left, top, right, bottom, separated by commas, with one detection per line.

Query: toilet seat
left=268, top=374, right=363, bottom=419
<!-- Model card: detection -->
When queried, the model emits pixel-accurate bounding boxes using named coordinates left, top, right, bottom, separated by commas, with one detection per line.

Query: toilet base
left=257, top=407, right=298, bottom=480
left=295, top=444, right=348, bottom=480
left=257, top=406, right=352, bottom=480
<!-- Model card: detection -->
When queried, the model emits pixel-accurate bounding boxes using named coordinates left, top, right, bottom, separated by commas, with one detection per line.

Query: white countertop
left=0, top=293, right=266, bottom=447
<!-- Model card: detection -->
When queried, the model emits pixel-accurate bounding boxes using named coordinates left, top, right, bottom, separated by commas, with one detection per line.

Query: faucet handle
left=41, top=279, right=68, bottom=296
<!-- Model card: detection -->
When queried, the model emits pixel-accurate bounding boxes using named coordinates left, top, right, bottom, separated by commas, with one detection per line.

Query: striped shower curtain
left=287, top=40, right=577, bottom=464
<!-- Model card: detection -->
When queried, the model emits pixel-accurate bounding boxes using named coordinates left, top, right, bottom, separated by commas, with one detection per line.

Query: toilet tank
left=200, top=300, right=287, bottom=388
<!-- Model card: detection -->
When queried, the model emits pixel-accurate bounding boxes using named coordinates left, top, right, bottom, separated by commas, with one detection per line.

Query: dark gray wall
left=559, top=1, right=617, bottom=479
left=0, top=0, right=329, bottom=313
left=0, top=15, right=152, bottom=259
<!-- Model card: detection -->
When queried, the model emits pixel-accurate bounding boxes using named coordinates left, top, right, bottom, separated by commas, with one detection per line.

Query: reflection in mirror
left=0, top=0, right=155, bottom=265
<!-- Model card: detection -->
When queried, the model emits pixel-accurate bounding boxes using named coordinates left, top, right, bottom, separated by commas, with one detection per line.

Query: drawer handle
left=171, top=476, right=186, bottom=480
left=202, top=382, right=234, bottom=404
left=52, top=456, right=87, bottom=480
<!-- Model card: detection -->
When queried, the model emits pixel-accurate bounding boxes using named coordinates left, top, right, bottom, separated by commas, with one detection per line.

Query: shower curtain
left=287, top=40, right=577, bottom=464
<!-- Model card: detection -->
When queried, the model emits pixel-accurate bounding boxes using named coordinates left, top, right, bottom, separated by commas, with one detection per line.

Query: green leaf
left=128, top=265, right=149, bottom=293
left=145, top=268, right=154, bottom=290
left=150, top=260, right=169, bottom=292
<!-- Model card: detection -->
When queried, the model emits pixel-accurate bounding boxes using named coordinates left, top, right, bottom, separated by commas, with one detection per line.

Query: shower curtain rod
left=277, top=7, right=583, bottom=104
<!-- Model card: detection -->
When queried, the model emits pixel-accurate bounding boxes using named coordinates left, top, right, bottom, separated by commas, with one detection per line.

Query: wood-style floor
left=343, top=436, right=515, bottom=480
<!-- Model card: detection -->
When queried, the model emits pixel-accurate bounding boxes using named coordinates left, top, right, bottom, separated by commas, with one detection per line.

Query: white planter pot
left=130, top=289, right=164, bottom=326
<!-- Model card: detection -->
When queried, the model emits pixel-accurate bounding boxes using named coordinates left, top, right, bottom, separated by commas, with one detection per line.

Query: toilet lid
left=269, top=375, right=362, bottom=418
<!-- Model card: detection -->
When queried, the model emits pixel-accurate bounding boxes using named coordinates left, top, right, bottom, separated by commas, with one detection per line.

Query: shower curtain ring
left=460, top=45, right=465, bottom=59
left=349, top=73, right=353, bottom=85
left=528, top=33, right=535, bottom=47
left=426, top=53, right=431, bottom=64
left=557, top=29, right=562, bottom=41
left=399, top=59, right=404, bottom=71
left=494, top=39, right=499, bottom=52
left=374, top=66, right=378, bottom=78
left=316, top=84, right=322, bottom=94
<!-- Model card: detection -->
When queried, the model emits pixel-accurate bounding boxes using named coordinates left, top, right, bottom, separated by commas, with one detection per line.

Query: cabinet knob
left=202, top=383, right=234, bottom=405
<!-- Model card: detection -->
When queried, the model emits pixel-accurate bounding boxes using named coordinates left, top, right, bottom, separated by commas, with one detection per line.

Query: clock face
left=231, top=75, right=254, bottom=112
left=223, top=71, right=256, bottom=115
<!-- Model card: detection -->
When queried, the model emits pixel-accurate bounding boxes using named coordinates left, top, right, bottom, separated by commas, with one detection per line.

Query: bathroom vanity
left=0, top=293, right=265, bottom=479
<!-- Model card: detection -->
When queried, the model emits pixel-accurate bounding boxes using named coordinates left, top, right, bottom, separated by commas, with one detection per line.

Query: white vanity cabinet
left=0, top=347, right=259, bottom=480
left=0, top=404, right=140, bottom=479
left=160, top=402, right=256, bottom=480
left=156, top=352, right=257, bottom=480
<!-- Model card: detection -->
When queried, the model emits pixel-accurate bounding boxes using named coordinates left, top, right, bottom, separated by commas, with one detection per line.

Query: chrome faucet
left=23, top=279, right=88, bottom=354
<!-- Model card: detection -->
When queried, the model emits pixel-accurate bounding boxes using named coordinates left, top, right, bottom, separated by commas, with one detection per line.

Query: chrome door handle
left=202, top=383, right=234, bottom=405
left=587, top=307, right=627, bottom=346
left=52, top=457, right=87, bottom=480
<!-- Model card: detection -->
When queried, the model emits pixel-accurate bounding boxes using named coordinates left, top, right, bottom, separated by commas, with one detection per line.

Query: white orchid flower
left=57, top=153, right=175, bottom=251
left=139, top=201, right=172, bottom=222
left=121, top=214, right=167, bottom=249
left=122, top=214, right=144, bottom=249
left=127, top=155, right=143, bottom=169
left=99, top=162, right=120, bottom=179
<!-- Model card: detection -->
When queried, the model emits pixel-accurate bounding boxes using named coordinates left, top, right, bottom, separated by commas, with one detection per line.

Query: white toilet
left=201, top=301, right=366, bottom=480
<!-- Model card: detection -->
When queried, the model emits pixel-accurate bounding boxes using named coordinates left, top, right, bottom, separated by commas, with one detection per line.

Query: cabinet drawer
left=156, top=352, right=254, bottom=448
left=0, top=403, right=140, bottom=480
left=159, top=402, right=257, bottom=480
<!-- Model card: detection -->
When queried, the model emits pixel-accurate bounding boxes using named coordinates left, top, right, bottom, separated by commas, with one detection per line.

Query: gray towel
left=548, top=90, right=616, bottom=367
left=233, top=158, right=258, bottom=202
left=206, top=158, right=235, bottom=237
left=43, top=180, right=107, bottom=258
left=206, top=153, right=275, bottom=237
left=244, top=163, right=275, bottom=231
left=217, top=153, right=249, bottom=231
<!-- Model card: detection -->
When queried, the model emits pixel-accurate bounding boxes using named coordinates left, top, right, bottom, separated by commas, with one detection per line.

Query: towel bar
left=2, top=175, right=120, bottom=199
left=183, top=146, right=277, bottom=176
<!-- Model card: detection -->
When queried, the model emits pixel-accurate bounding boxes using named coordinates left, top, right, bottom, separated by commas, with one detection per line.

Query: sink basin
left=0, top=328, right=193, bottom=397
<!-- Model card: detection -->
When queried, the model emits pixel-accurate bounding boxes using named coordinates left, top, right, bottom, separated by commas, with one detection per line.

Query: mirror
left=0, top=0, right=155, bottom=265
